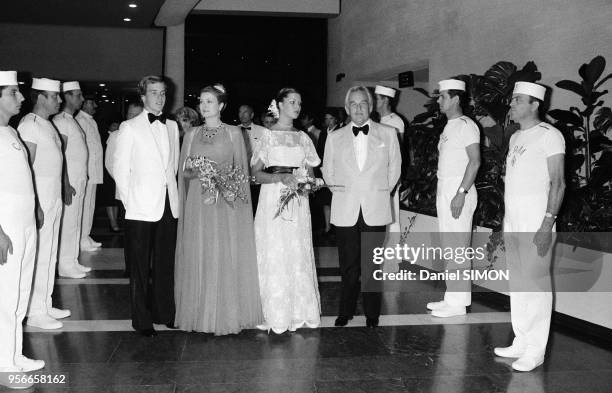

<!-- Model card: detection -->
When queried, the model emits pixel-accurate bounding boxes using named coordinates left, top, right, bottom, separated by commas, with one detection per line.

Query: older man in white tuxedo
left=323, top=85, right=401, bottom=328
left=113, top=75, right=179, bottom=337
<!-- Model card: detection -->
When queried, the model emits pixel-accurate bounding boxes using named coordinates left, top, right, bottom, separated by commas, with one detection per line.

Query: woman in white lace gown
left=251, top=87, right=321, bottom=334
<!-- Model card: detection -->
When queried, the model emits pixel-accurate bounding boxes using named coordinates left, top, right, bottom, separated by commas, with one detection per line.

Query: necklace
left=200, top=123, right=224, bottom=141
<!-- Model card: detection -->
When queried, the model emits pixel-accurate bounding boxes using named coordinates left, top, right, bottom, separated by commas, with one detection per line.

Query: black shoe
left=138, top=328, right=157, bottom=337
left=366, top=318, right=379, bottom=328
left=334, top=316, right=353, bottom=327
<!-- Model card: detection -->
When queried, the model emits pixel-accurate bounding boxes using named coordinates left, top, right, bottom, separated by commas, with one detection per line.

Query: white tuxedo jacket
left=322, top=120, right=401, bottom=227
left=113, top=111, right=180, bottom=221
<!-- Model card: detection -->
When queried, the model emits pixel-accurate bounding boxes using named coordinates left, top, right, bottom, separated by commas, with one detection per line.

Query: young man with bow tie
left=322, top=86, right=401, bottom=328
left=113, top=76, right=180, bottom=337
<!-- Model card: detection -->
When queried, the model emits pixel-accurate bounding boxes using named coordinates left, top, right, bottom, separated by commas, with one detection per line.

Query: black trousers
left=125, top=194, right=177, bottom=331
left=335, top=210, right=386, bottom=319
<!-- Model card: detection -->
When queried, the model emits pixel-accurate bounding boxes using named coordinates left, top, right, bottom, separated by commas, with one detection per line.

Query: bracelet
left=544, top=212, right=557, bottom=220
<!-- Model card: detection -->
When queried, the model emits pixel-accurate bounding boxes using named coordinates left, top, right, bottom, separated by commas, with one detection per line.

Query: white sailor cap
left=0, top=71, right=18, bottom=86
left=438, top=79, right=465, bottom=92
left=375, top=85, right=396, bottom=98
left=513, top=81, right=546, bottom=101
left=62, top=81, right=81, bottom=92
left=32, top=78, right=61, bottom=92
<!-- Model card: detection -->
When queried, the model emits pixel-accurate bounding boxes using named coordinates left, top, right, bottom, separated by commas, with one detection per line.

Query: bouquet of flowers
left=185, top=155, right=249, bottom=207
left=274, top=167, right=332, bottom=220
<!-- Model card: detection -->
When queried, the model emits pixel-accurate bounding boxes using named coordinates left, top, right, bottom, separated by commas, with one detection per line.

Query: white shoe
left=48, top=307, right=71, bottom=319
left=0, top=371, right=33, bottom=389
left=90, top=240, right=102, bottom=248
left=494, top=345, right=525, bottom=358
left=80, top=245, right=100, bottom=252
left=15, top=355, right=45, bottom=372
left=512, top=355, right=544, bottom=372
left=27, top=314, right=63, bottom=330
left=431, top=304, right=466, bottom=318
left=426, top=300, right=447, bottom=311
left=58, top=266, right=86, bottom=279
left=75, top=263, right=92, bottom=273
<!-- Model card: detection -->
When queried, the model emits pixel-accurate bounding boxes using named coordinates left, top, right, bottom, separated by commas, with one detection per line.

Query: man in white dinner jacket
left=323, top=85, right=401, bottom=328
left=113, top=75, right=179, bottom=337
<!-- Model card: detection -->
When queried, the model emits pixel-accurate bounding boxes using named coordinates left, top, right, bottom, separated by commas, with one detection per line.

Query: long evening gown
left=175, top=124, right=263, bottom=335
left=252, top=129, right=322, bottom=334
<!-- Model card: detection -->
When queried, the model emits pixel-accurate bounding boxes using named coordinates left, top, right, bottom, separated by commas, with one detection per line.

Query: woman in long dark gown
left=174, top=84, right=263, bottom=335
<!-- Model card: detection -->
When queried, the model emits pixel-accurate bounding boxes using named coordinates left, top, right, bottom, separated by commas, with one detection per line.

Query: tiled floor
left=7, top=221, right=612, bottom=392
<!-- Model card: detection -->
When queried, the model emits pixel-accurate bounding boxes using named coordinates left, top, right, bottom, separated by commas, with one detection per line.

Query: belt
left=264, top=166, right=297, bottom=174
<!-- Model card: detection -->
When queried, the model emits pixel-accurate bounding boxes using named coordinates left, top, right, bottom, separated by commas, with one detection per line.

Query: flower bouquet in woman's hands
left=185, top=155, right=249, bottom=206
left=274, top=167, right=334, bottom=219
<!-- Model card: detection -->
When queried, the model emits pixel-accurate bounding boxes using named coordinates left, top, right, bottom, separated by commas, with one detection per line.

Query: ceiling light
left=129, top=3, right=138, bottom=8
left=123, top=18, right=131, bottom=22
left=99, top=83, right=105, bottom=87
left=102, top=94, right=107, bottom=98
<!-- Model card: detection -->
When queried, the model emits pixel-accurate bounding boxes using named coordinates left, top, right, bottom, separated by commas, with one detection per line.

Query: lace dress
left=251, top=129, right=322, bottom=333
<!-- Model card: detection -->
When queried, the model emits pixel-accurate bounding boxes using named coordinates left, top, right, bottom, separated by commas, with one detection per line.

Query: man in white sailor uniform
left=0, top=71, right=45, bottom=390
left=19, top=77, right=74, bottom=330
left=494, top=82, right=565, bottom=372
left=53, top=81, right=91, bottom=278
left=426, top=79, right=481, bottom=318
left=76, top=96, right=103, bottom=251
left=375, top=85, right=406, bottom=236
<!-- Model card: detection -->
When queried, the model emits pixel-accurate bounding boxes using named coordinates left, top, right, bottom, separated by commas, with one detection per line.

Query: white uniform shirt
left=505, top=122, right=565, bottom=198
left=351, top=120, right=370, bottom=171
left=0, top=126, right=34, bottom=198
left=437, top=116, right=480, bottom=179
left=381, top=112, right=405, bottom=135
left=53, top=111, right=89, bottom=181
left=144, top=109, right=170, bottom=169
left=76, top=110, right=104, bottom=184
left=18, top=113, right=63, bottom=182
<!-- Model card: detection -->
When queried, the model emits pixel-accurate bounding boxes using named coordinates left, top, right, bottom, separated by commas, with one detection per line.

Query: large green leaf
left=548, top=109, right=583, bottom=126
left=556, top=80, right=585, bottom=97
left=595, top=73, right=612, bottom=89
left=584, top=55, right=606, bottom=87
left=594, top=107, right=612, bottom=132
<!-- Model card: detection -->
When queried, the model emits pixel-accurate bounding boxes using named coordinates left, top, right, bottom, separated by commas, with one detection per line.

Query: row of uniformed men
left=0, top=71, right=103, bottom=389
left=423, top=78, right=566, bottom=372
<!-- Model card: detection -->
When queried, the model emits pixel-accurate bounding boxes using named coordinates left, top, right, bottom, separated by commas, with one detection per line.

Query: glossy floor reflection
left=8, top=218, right=612, bottom=392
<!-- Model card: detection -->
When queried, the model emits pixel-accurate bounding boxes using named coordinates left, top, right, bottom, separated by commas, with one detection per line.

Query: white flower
left=267, top=99, right=280, bottom=119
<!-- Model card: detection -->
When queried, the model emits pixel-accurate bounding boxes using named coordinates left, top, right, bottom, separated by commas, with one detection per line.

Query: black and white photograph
left=0, top=0, right=611, bottom=391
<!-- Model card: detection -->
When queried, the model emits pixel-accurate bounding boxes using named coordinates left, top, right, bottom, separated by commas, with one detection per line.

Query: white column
left=164, top=23, right=185, bottom=113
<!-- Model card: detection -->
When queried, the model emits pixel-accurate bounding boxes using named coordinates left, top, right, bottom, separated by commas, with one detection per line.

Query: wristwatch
left=544, top=212, right=557, bottom=220
left=457, top=187, right=468, bottom=194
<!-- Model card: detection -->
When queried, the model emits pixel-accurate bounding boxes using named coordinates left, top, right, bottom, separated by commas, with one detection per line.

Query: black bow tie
left=240, top=126, right=251, bottom=131
left=352, top=124, right=369, bottom=136
left=148, top=113, right=167, bottom=124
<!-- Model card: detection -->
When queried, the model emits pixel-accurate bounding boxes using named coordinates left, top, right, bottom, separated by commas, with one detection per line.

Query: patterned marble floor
left=6, top=221, right=612, bottom=392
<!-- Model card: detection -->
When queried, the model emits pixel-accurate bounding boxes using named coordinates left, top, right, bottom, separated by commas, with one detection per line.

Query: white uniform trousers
left=436, top=177, right=477, bottom=307
left=504, top=194, right=552, bottom=359
left=58, top=177, right=87, bottom=269
left=0, top=194, right=36, bottom=371
left=27, top=194, right=62, bottom=317
left=80, top=182, right=97, bottom=246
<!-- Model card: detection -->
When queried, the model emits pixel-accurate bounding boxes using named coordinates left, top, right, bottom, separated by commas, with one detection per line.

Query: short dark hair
left=447, top=89, right=470, bottom=113
left=276, top=87, right=300, bottom=106
left=137, top=75, right=166, bottom=96
left=528, top=96, right=548, bottom=118
left=30, top=89, right=48, bottom=105
left=199, top=83, right=228, bottom=111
